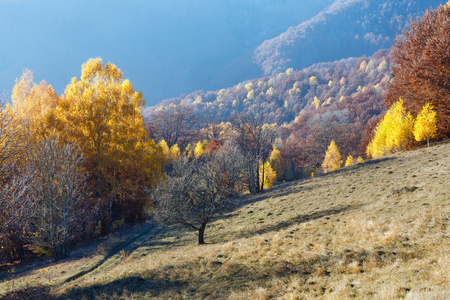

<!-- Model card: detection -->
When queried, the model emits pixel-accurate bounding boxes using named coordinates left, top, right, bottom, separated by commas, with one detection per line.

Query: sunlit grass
left=1, top=141, right=449, bottom=299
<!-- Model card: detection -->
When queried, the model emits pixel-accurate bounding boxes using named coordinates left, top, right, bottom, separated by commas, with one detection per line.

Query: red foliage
left=386, top=4, right=450, bottom=136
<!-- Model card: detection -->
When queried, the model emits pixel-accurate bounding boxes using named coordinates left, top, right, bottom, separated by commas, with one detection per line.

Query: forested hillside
left=254, top=0, right=445, bottom=75
left=145, top=49, right=391, bottom=173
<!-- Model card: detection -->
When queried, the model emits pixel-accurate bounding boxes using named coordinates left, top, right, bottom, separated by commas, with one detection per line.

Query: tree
left=231, top=108, right=276, bottom=193
left=366, top=99, right=414, bottom=159
left=152, top=142, right=246, bottom=244
left=146, top=104, right=200, bottom=148
left=279, top=135, right=304, bottom=181
left=321, top=140, right=342, bottom=173
left=57, top=58, right=164, bottom=233
left=386, top=3, right=450, bottom=136
left=0, top=100, right=30, bottom=263
left=303, top=119, right=341, bottom=167
left=26, top=138, right=92, bottom=260
left=9, top=70, right=60, bottom=143
left=259, top=161, right=277, bottom=189
left=344, top=155, right=354, bottom=167
left=413, top=102, right=437, bottom=147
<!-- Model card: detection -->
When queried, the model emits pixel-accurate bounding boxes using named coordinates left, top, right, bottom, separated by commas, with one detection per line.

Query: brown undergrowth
left=1, top=141, right=449, bottom=299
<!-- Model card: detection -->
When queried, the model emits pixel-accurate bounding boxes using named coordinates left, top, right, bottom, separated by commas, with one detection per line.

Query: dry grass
left=1, top=141, right=449, bottom=299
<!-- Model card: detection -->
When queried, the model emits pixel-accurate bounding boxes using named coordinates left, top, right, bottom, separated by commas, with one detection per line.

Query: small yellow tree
left=344, top=155, right=354, bottom=167
left=321, top=140, right=342, bottom=173
left=194, top=140, right=208, bottom=158
left=269, top=147, right=286, bottom=181
left=158, top=140, right=170, bottom=159
left=366, top=98, right=414, bottom=158
left=259, top=161, right=277, bottom=189
left=413, top=102, right=437, bottom=147
left=169, top=144, right=181, bottom=160
left=356, top=156, right=364, bottom=164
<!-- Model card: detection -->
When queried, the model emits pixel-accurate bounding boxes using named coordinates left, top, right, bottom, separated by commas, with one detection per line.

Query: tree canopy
left=386, top=3, right=450, bottom=136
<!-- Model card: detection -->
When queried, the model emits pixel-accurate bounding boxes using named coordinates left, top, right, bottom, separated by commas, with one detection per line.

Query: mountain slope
left=254, top=0, right=446, bottom=75
left=2, top=141, right=449, bottom=299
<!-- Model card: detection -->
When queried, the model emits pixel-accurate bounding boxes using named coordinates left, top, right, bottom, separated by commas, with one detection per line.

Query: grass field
left=1, top=141, right=449, bottom=299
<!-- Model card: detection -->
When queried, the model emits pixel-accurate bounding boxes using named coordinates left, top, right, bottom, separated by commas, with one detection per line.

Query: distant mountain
left=254, top=0, right=446, bottom=76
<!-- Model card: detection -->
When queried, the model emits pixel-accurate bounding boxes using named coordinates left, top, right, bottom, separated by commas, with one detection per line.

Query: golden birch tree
left=57, top=58, right=164, bottom=233
left=413, top=102, right=437, bottom=147
left=366, top=98, right=414, bottom=159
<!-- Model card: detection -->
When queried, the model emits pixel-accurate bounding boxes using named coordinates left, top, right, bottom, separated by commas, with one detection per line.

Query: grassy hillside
left=1, top=141, right=449, bottom=299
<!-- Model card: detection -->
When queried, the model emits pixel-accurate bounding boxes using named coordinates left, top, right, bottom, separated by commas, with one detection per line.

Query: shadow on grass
left=50, top=242, right=415, bottom=299
left=1, top=286, right=51, bottom=300
left=226, top=157, right=396, bottom=213
left=238, top=203, right=365, bottom=239
left=53, top=276, right=187, bottom=300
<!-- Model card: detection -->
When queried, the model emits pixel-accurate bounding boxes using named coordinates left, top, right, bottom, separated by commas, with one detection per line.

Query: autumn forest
left=0, top=1, right=449, bottom=269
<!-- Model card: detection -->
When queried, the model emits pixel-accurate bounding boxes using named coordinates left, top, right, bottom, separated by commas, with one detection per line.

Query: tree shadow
left=238, top=203, right=365, bottom=239
left=53, top=276, right=187, bottom=300
left=49, top=241, right=411, bottom=299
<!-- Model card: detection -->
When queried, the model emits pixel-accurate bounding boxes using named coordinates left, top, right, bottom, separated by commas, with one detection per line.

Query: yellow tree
left=321, top=140, right=342, bottom=173
left=366, top=98, right=414, bottom=159
left=158, top=140, right=170, bottom=159
left=9, top=70, right=60, bottom=143
left=269, top=147, right=286, bottom=181
left=259, top=161, right=277, bottom=190
left=57, top=58, right=164, bottom=233
left=169, top=144, right=181, bottom=160
left=344, top=155, right=354, bottom=167
left=413, top=103, right=437, bottom=147
left=194, top=140, right=208, bottom=158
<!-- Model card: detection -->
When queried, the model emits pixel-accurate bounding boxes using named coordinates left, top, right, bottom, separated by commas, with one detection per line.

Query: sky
left=0, top=0, right=333, bottom=106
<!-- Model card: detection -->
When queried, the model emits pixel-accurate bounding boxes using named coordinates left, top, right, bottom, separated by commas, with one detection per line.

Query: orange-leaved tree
left=386, top=3, right=450, bottom=136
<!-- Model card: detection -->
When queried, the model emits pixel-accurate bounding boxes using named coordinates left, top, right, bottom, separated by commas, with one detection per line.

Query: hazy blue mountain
left=254, top=0, right=446, bottom=76
left=1, top=0, right=445, bottom=106
left=0, top=0, right=333, bottom=105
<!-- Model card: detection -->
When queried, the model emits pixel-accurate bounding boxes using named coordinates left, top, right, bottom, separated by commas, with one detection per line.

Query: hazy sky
left=0, top=0, right=332, bottom=106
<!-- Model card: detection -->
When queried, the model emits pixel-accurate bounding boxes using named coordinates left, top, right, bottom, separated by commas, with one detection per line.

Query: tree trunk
left=261, top=161, right=265, bottom=192
left=254, top=160, right=260, bottom=193
left=427, top=137, right=430, bottom=147
left=198, top=223, right=206, bottom=245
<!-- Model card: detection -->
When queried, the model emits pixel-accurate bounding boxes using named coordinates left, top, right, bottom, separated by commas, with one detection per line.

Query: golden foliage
left=9, top=70, right=60, bottom=142
left=194, top=140, right=208, bottom=158
left=259, top=161, right=277, bottom=189
left=309, top=76, right=318, bottom=85
left=413, top=102, right=437, bottom=147
left=57, top=58, right=164, bottom=222
left=344, top=155, right=354, bottom=167
left=321, top=140, right=342, bottom=173
left=366, top=98, right=414, bottom=159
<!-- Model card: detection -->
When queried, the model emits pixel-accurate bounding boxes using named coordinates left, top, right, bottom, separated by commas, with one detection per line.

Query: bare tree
left=0, top=101, right=30, bottom=262
left=152, top=142, right=246, bottom=244
left=26, top=138, right=93, bottom=260
left=231, top=108, right=276, bottom=193
left=146, top=105, right=200, bottom=148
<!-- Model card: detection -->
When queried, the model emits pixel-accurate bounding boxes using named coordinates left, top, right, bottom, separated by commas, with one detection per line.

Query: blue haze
left=0, top=0, right=332, bottom=105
